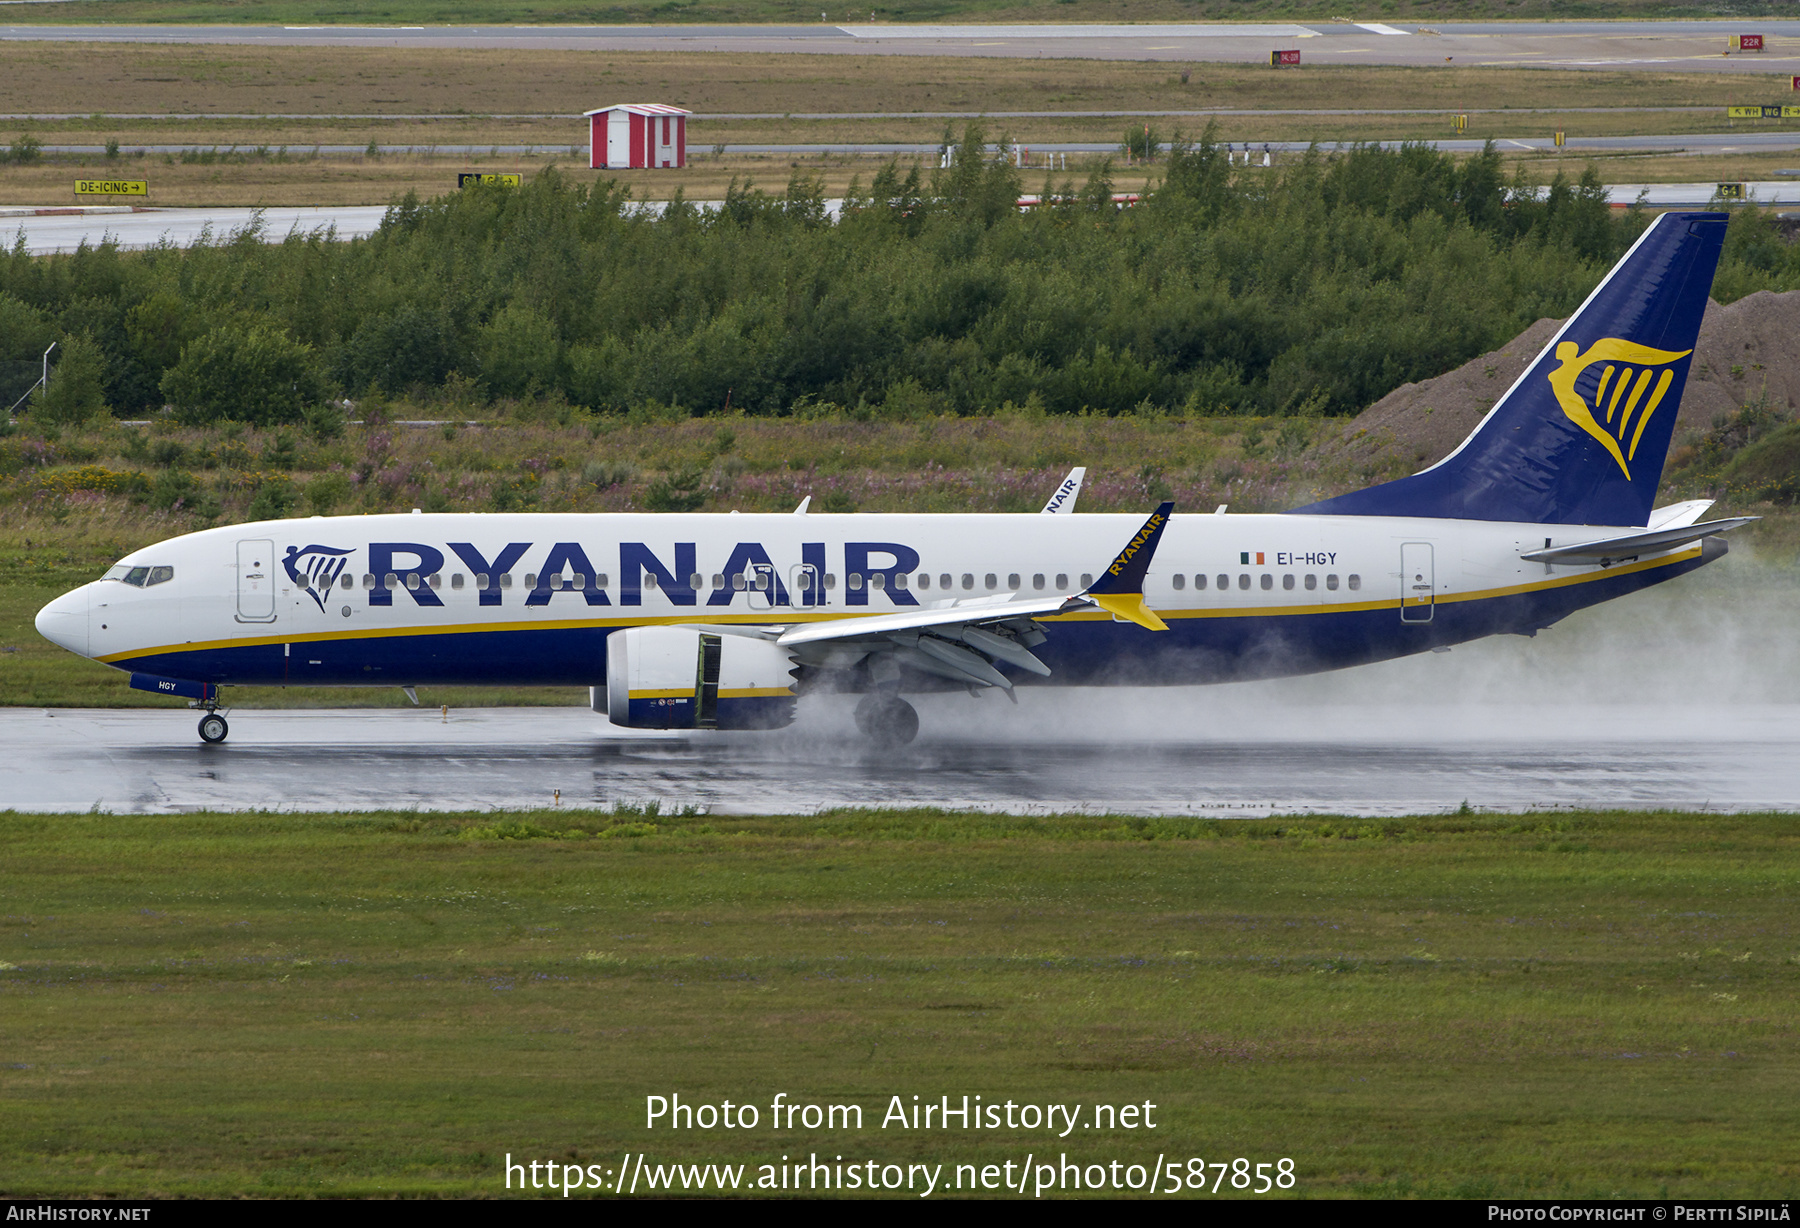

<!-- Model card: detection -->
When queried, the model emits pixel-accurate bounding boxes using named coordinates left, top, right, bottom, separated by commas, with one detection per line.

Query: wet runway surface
left=9, top=693, right=1800, bottom=817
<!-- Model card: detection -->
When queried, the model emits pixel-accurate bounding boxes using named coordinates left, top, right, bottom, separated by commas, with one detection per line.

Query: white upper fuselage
left=37, top=509, right=1706, bottom=689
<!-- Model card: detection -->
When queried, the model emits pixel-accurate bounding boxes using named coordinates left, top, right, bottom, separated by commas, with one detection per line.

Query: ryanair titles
left=289, top=539, right=924, bottom=610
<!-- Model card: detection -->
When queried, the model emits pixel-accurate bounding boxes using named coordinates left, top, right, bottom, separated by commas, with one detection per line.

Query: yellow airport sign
left=1717, top=182, right=1747, bottom=200
left=1727, top=106, right=1766, bottom=118
left=457, top=172, right=522, bottom=188
left=74, top=179, right=147, bottom=196
left=1554, top=130, right=1566, bottom=147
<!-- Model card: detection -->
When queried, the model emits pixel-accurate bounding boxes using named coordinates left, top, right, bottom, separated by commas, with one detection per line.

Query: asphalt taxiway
left=6, top=20, right=1800, bottom=71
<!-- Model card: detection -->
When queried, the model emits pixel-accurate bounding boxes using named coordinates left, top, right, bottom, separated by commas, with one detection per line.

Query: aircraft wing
left=765, top=502, right=1175, bottom=694
left=775, top=592, right=1093, bottom=647
left=1519, top=517, right=1757, bottom=565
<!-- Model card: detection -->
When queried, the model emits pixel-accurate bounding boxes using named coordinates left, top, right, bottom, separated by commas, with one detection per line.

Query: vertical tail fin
left=1291, top=210, right=1727, bottom=526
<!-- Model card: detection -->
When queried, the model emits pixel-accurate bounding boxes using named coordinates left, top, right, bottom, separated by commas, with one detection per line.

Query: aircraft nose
left=35, top=586, right=90, bottom=658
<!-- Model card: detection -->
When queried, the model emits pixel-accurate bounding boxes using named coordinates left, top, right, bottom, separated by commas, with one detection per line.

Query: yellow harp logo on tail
left=1547, top=338, right=1692, bottom=480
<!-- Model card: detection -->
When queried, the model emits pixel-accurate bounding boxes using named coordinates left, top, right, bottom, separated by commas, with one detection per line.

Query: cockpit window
left=101, top=563, right=174, bottom=587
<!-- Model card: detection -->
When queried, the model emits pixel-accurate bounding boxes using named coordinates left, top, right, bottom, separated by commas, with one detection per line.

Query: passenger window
left=1006, top=573, right=1020, bottom=590
left=1238, top=574, right=1250, bottom=590
left=849, top=573, right=864, bottom=590
left=870, top=573, right=886, bottom=590
left=1282, top=574, right=1295, bottom=591
left=451, top=574, right=465, bottom=590
left=732, top=574, right=746, bottom=590
left=1055, top=574, right=1069, bottom=590
left=824, top=574, right=837, bottom=590
left=1195, top=574, right=1208, bottom=591
left=384, top=572, right=399, bottom=590
left=712, top=573, right=726, bottom=589
left=475, top=573, right=489, bottom=589
left=1032, top=574, right=1045, bottom=591
left=147, top=566, right=174, bottom=586
left=523, top=573, right=537, bottom=589
left=893, top=573, right=907, bottom=590
left=1304, top=574, right=1316, bottom=591
left=363, top=574, right=375, bottom=589
left=985, top=574, right=997, bottom=590
left=1326, top=574, right=1339, bottom=591
left=1080, top=573, right=1093, bottom=587
left=427, top=573, right=442, bottom=590
left=500, top=574, right=513, bottom=588
left=1172, top=574, right=1186, bottom=591
left=572, top=573, right=587, bottom=590
left=1260, top=574, right=1273, bottom=591
left=938, top=574, right=951, bottom=590
left=595, top=574, right=608, bottom=589
left=1348, top=574, right=1361, bottom=591
left=918, top=573, right=931, bottom=590
left=961, top=574, right=974, bottom=590
left=340, top=574, right=353, bottom=590
left=687, top=573, right=702, bottom=591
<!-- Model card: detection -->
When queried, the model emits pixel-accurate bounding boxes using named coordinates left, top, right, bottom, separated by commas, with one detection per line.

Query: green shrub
left=29, top=334, right=110, bottom=425
left=245, top=478, right=297, bottom=522
left=160, top=323, right=328, bottom=427
left=643, top=467, right=706, bottom=513
left=303, top=471, right=351, bottom=516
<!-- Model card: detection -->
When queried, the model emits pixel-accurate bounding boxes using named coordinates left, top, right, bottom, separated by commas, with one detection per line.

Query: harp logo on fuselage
left=1547, top=337, right=1693, bottom=481
left=282, top=544, right=354, bottom=611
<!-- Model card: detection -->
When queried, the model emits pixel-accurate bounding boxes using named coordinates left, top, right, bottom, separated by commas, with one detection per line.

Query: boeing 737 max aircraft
left=36, top=211, right=1751, bottom=746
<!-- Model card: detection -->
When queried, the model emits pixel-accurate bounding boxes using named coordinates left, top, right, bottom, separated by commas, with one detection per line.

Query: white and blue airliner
left=36, top=210, right=1750, bottom=746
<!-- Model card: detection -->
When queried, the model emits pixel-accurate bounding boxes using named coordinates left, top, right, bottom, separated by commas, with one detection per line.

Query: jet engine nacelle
left=604, top=626, right=797, bottom=731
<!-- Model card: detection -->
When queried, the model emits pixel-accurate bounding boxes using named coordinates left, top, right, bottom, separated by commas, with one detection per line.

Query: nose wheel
left=198, top=712, right=229, bottom=744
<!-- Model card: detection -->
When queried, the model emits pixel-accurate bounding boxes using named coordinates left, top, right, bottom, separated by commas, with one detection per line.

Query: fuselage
left=35, top=510, right=1715, bottom=692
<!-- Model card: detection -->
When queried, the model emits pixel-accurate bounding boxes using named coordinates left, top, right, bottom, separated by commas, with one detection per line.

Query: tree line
left=0, top=129, right=1786, bottom=427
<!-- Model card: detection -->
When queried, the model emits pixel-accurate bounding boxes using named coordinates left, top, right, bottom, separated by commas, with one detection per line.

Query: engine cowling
left=604, top=627, right=797, bottom=731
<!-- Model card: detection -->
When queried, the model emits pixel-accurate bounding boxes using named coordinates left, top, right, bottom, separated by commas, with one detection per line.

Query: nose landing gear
left=198, top=712, right=229, bottom=744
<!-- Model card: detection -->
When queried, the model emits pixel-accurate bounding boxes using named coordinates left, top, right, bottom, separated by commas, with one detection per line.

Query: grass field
left=2, top=47, right=1787, bottom=120
left=0, top=0, right=1782, bottom=27
left=2, top=806, right=1798, bottom=1197
left=4, top=49, right=1797, bottom=205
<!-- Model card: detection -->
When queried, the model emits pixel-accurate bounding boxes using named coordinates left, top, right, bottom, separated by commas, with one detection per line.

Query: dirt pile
left=1318, top=290, right=1800, bottom=480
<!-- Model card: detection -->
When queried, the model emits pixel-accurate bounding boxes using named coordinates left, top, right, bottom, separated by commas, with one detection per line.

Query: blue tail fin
left=1291, top=211, right=1727, bottom=526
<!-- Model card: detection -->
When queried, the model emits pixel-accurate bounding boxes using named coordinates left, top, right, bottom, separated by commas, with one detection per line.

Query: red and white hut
left=586, top=104, right=690, bottom=169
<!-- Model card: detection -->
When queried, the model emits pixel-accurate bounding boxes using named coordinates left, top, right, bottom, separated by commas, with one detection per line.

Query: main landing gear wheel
left=198, top=713, right=229, bottom=744
left=854, top=694, right=919, bottom=748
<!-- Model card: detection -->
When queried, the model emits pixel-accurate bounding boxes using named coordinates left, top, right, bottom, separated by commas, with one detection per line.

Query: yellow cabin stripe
left=96, top=547, right=1701, bottom=666
left=626, top=687, right=793, bottom=700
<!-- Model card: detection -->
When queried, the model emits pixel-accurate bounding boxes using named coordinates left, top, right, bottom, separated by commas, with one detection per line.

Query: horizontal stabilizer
left=1647, top=499, right=1715, bottom=530
left=1520, top=517, right=1756, bottom=565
